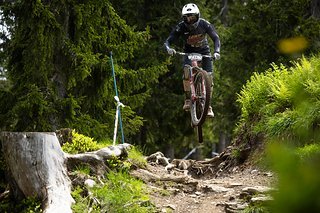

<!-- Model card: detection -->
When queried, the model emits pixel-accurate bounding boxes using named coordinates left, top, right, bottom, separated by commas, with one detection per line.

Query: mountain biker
left=164, top=3, right=221, bottom=117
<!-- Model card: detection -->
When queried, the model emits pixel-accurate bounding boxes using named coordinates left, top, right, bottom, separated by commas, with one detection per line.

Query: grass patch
left=94, top=171, right=154, bottom=213
left=71, top=171, right=155, bottom=213
left=128, top=146, right=147, bottom=169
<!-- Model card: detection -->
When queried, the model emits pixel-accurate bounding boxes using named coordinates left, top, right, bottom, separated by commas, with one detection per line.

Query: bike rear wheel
left=190, top=70, right=211, bottom=126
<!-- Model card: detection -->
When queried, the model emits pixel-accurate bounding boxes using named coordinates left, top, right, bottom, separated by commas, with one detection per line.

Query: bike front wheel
left=190, top=70, right=211, bottom=126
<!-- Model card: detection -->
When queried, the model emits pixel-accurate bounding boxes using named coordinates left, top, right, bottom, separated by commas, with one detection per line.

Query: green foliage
left=242, top=205, right=269, bottom=213
left=62, top=130, right=98, bottom=154
left=231, top=148, right=241, bottom=159
left=9, top=84, right=56, bottom=131
left=128, top=146, right=147, bottom=168
left=67, top=142, right=152, bottom=212
left=211, top=0, right=320, bottom=146
left=105, top=158, right=127, bottom=171
left=71, top=171, right=155, bottom=213
left=296, top=143, right=320, bottom=161
left=21, top=196, right=43, bottom=213
left=71, top=186, right=92, bottom=213
left=266, top=143, right=320, bottom=213
left=96, top=138, right=113, bottom=148
left=236, top=55, right=320, bottom=145
left=2, top=0, right=320, bottom=158
left=0, top=79, right=10, bottom=91
left=73, top=165, right=91, bottom=176
left=0, top=0, right=168, bottom=143
left=0, top=195, right=42, bottom=213
left=96, top=171, right=154, bottom=213
left=236, top=55, right=320, bottom=212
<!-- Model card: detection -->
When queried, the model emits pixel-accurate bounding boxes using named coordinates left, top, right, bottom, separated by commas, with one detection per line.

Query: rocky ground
left=130, top=150, right=275, bottom=213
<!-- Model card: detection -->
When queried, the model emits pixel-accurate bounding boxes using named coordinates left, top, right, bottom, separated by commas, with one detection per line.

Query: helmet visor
left=183, top=14, right=197, bottom=24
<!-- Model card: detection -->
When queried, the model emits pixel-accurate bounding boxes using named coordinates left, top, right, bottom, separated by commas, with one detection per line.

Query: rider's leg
left=202, top=57, right=214, bottom=117
left=182, top=56, right=192, bottom=111
left=183, top=65, right=191, bottom=111
left=206, top=72, right=214, bottom=117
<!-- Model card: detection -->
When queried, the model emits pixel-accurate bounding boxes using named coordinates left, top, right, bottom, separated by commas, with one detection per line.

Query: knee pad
left=183, top=65, right=191, bottom=80
left=183, top=80, right=190, bottom=92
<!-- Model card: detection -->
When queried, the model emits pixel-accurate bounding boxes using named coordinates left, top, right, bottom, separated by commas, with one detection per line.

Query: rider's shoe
left=207, top=106, right=214, bottom=118
left=183, top=99, right=191, bottom=111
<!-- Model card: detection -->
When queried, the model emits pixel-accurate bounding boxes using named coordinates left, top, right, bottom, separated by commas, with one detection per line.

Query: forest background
left=0, top=0, right=320, bottom=159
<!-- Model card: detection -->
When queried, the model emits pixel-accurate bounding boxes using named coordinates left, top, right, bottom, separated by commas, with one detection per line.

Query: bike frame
left=178, top=52, right=212, bottom=109
left=187, top=53, right=205, bottom=104
left=176, top=52, right=213, bottom=142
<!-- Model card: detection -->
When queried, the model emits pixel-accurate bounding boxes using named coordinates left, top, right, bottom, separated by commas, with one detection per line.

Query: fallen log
left=65, top=143, right=131, bottom=176
left=0, top=132, right=131, bottom=213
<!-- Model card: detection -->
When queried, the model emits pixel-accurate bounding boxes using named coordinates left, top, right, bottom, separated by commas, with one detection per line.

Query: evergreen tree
left=0, top=0, right=167, bottom=141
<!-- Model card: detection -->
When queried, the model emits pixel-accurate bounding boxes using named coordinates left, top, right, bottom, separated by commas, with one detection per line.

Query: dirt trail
left=131, top=151, right=275, bottom=213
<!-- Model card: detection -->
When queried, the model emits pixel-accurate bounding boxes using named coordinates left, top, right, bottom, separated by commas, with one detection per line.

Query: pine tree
left=0, top=0, right=167, bottom=141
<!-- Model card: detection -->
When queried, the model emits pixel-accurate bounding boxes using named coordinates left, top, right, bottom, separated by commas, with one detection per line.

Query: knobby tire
left=190, top=70, right=211, bottom=126
left=197, top=125, right=203, bottom=143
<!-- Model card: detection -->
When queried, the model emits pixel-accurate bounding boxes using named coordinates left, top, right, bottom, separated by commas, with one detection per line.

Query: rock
left=203, top=184, right=231, bottom=193
left=250, top=169, right=259, bottom=174
left=164, top=204, right=176, bottom=210
left=146, top=152, right=165, bottom=162
left=195, top=191, right=202, bottom=196
left=161, top=208, right=167, bottom=213
left=157, top=157, right=170, bottom=166
left=178, top=161, right=190, bottom=170
left=264, top=172, right=273, bottom=177
left=224, top=202, right=248, bottom=213
left=225, top=182, right=243, bottom=188
left=84, top=179, right=96, bottom=188
left=251, top=195, right=273, bottom=203
left=242, top=186, right=273, bottom=194
left=146, top=152, right=170, bottom=166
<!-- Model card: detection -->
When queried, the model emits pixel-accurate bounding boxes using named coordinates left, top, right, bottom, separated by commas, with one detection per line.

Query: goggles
left=183, top=14, right=197, bottom=24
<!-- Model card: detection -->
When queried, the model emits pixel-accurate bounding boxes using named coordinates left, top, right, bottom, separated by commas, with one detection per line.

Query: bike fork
left=189, top=67, right=196, bottom=102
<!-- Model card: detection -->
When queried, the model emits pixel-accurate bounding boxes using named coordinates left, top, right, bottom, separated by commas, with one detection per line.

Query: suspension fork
left=189, top=66, right=197, bottom=102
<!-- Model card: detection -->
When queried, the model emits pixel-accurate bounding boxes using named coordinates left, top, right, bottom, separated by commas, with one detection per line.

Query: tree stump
left=0, top=132, right=131, bottom=212
left=1, top=132, right=74, bottom=213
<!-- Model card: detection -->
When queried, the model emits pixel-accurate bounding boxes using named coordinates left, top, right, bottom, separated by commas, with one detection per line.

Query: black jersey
left=164, top=18, right=220, bottom=54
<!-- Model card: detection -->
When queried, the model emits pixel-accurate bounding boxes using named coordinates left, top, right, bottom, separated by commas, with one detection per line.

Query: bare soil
left=131, top=152, right=275, bottom=213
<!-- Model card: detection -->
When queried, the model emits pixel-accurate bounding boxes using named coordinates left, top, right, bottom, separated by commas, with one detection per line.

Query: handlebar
left=175, top=51, right=216, bottom=60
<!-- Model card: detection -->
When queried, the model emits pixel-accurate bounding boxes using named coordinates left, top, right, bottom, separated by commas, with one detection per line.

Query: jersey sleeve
left=204, top=20, right=221, bottom=53
left=164, top=22, right=184, bottom=47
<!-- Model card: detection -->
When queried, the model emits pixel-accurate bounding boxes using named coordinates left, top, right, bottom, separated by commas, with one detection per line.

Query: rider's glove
left=214, top=52, right=220, bottom=60
left=167, top=47, right=176, bottom=56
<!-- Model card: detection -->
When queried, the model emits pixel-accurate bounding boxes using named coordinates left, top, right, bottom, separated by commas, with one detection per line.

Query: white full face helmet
left=181, top=3, right=200, bottom=30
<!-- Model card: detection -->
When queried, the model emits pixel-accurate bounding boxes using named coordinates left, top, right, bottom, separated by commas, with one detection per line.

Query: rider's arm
left=164, top=35, right=173, bottom=50
left=205, top=21, right=221, bottom=54
left=164, top=23, right=183, bottom=50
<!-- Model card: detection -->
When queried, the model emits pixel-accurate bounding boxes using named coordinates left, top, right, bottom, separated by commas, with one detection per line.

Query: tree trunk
left=0, top=132, right=131, bottom=212
left=164, top=144, right=175, bottom=160
left=220, top=0, right=228, bottom=26
left=311, top=0, right=320, bottom=19
left=1, top=132, right=74, bottom=213
left=218, top=131, right=229, bottom=153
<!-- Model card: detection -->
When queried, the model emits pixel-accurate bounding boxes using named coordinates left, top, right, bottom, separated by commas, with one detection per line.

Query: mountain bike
left=176, top=52, right=214, bottom=142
